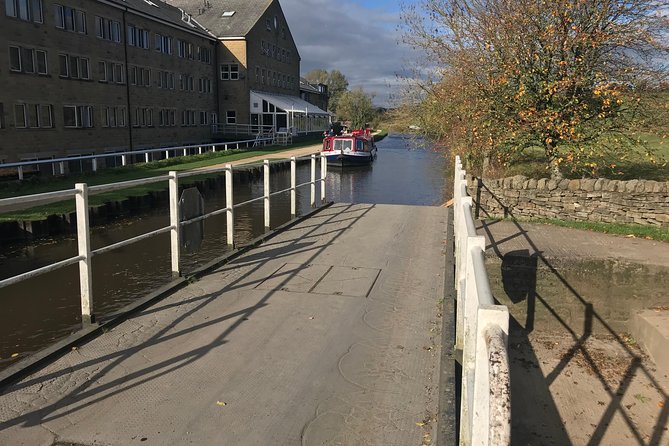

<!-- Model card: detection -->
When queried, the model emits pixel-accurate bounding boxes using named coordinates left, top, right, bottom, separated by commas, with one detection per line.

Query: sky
left=280, top=0, right=417, bottom=107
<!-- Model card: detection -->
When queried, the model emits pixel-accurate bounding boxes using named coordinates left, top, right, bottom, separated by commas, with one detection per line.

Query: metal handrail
left=0, top=152, right=328, bottom=331
left=1, top=136, right=275, bottom=181
left=453, top=155, right=510, bottom=446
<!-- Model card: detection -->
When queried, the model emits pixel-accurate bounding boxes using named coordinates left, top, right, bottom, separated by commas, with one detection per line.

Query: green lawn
left=501, top=132, right=669, bottom=181
left=0, top=139, right=322, bottom=222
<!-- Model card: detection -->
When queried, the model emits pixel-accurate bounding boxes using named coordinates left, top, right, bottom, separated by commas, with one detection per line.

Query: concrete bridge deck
left=0, top=203, right=449, bottom=446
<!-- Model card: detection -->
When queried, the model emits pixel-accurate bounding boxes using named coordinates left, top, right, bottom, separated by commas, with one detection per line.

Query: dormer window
left=222, top=11, right=234, bottom=17
left=265, top=18, right=271, bottom=30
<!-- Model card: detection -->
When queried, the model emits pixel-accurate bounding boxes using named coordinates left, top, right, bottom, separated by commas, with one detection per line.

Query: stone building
left=299, top=77, right=329, bottom=113
left=167, top=0, right=330, bottom=135
left=0, top=0, right=328, bottom=172
left=1, top=0, right=218, bottom=169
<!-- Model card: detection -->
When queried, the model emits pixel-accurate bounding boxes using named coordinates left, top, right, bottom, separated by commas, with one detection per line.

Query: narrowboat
left=322, top=128, right=378, bottom=167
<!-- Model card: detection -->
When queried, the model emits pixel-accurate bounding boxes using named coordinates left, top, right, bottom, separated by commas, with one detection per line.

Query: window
left=14, top=104, right=27, bottom=128
left=226, top=110, right=236, bottom=125
left=6, top=0, right=42, bottom=23
left=132, top=107, right=152, bottom=127
left=198, top=78, right=211, bottom=93
left=9, top=46, right=47, bottom=74
left=159, top=109, right=176, bottom=127
left=95, top=16, right=121, bottom=43
left=127, top=24, right=149, bottom=48
left=130, top=66, right=150, bottom=86
left=155, top=33, right=172, bottom=54
left=199, top=111, right=208, bottom=125
left=58, top=54, right=90, bottom=79
left=63, top=105, right=94, bottom=128
left=177, top=40, right=193, bottom=59
left=54, top=5, right=86, bottom=33
left=265, top=18, right=271, bottom=30
left=0, top=103, right=4, bottom=129
left=11, top=103, right=52, bottom=129
left=220, top=63, right=239, bottom=81
left=198, top=46, right=210, bottom=63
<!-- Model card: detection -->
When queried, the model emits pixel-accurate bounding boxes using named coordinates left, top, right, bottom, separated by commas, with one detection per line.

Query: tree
left=304, top=69, right=350, bottom=113
left=402, top=0, right=669, bottom=177
left=336, top=88, right=377, bottom=129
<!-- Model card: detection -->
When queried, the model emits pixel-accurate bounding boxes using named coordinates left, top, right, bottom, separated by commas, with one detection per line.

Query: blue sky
left=280, top=0, right=415, bottom=107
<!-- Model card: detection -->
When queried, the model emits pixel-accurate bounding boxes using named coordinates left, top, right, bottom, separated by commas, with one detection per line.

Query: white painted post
left=59, top=161, right=65, bottom=175
left=290, top=157, right=296, bottom=218
left=310, top=154, right=316, bottom=207
left=145, top=153, right=150, bottom=163
left=198, top=146, right=202, bottom=155
left=460, top=234, right=487, bottom=445
left=236, top=143, right=239, bottom=150
left=166, top=150, right=170, bottom=159
left=183, top=148, right=187, bottom=157
left=320, top=154, right=327, bottom=203
left=121, top=155, right=127, bottom=167
left=92, top=158, right=98, bottom=172
left=263, top=160, right=270, bottom=230
left=75, top=183, right=94, bottom=324
left=225, top=164, right=234, bottom=246
left=224, top=144, right=228, bottom=151
left=18, top=166, right=24, bottom=181
left=471, top=306, right=510, bottom=446
left=168, top=171, right=181, bottom=277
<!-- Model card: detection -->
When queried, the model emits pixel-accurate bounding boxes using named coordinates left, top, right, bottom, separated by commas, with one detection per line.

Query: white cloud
left=280, top=0, right=415, bottom=107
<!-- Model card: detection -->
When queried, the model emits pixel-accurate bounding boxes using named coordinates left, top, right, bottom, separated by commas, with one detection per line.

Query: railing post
left=290, top=157, right=296, bottom=218
left=264, top=159, right=270, bottom=230
left=168, top=171, right=181, bottom=277
left=320, top=154, right=327, bottom=203
left=198, top=146, right=203, bottom=155
left=18, top=165, right=24, bottom=181
left=472, top=306, right=510, bottom=446
left=121, top=155, right=127, bottom=167
left=145, top=153, right=150, bottom=163
left=59, top=161, right=65, bottom=175
left=225, top=164, right=234, bottom=246
left=92, top=158, right=98, bottom=172
left=224, top=144, right=228, bottom=151
left=183, top=148, right=187, bottom=157
left=165, top=150, right=170, bottom=159
left=310, top=154, right=316, bottom=207
left=460, top=234, right=487, bottom=445
left=75, top=183, right=94, bottom=325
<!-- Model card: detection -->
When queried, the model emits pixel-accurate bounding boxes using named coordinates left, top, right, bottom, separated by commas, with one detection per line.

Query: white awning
left=250, top=90, right=330, bottom=116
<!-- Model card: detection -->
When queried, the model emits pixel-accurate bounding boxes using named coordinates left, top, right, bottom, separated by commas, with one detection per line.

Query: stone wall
left=468, top=176, right=669, bottom=227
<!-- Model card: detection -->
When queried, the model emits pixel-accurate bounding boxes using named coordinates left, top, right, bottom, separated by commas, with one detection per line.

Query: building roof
left=251, top=90, right=330, bottom=116
left=299, top=77, right=321, bottom=94
left=109, top=0, right=214, bottom=39
left=165, top=0, right=274, bottom=37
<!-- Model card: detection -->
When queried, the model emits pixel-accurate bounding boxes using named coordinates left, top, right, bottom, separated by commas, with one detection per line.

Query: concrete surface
left=479, top=219, right=669, bottom=445
left=631, top=308, right=669, bottom=374
left=0, top=203, right=449, bottom=446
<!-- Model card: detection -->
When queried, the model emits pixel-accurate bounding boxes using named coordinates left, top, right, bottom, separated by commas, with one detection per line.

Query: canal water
left=0, top=134, right=446, bottom=369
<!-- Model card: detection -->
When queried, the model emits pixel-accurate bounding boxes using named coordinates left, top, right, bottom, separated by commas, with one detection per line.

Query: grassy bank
left=0, top=140, right=322, bottom=222
left=491, top=217, right=669, bottom=243
left=498, top=133, right=669, bottom=181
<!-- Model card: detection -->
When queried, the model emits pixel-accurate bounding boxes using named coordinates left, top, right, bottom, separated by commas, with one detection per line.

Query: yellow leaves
left=216, top=401, right=227, bottom=407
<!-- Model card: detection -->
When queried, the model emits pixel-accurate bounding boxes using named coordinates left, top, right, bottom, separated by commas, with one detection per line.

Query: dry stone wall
left=468, top=176, right=669, bottom=227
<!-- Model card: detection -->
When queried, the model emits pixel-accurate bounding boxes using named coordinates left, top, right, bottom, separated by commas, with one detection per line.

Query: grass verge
left=491, top=217, right=669, bottom=243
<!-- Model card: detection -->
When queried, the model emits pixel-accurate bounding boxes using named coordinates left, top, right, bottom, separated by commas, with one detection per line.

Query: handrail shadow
left=0, top=203, right=377, bottom=432
left=472, top=177, right=668, bottom=446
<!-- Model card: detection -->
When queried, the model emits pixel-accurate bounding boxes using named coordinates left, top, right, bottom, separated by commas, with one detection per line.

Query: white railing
left=0, top=153, right=328, bottom=326
left=211, top=123, right=275, bottom=136
left=453, top=156, right=511, bottom=446
left=0, top=137, right=275, bottom=181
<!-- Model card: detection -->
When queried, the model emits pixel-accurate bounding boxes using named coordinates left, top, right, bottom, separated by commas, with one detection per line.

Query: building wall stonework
left=468, top=176, right=669, bottom=227
left=0, top=0, right=217, bottom=166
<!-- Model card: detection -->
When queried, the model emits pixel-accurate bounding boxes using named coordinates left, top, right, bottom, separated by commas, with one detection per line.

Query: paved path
left=194, top=143, right=323, bottom=172
left=0, top=203, right=448, bottom=446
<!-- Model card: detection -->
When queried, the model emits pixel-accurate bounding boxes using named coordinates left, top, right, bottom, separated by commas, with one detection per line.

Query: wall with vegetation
left=468, top=176, right=669, bottom=227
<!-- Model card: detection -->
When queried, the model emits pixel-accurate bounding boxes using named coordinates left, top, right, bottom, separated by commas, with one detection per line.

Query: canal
left=0, top=134, right=446, bottom=369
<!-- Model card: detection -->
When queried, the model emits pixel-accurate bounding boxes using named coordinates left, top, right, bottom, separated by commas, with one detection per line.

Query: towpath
left=193, top=143, right=323, bottom=172
left=0, top=203, right=448, bottom=446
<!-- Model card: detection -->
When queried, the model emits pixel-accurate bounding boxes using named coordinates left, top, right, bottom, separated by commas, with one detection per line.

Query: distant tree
left=304, top=69, right=350, bottom=113
left=336, top=88, right=377, bottom=129
left=402, top=0, right=669, bottom=178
